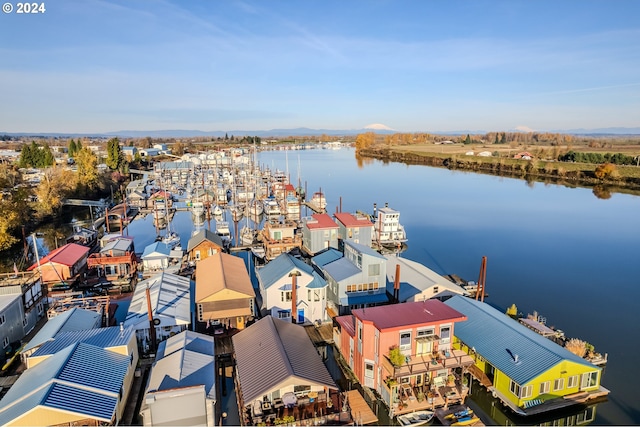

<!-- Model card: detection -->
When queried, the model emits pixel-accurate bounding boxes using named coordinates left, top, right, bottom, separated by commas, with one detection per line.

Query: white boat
left=247, top=198, right=264, bottom=216
left=308, top=191, right=327, bottom=212
left=159, top=231, right=181, bottom=250
left=191, top=201, right=205, bottom=218
left=240, top=225, right=256, bottom=246
left=284, top=194, right=301, bottom=217
left=397, top=410, right=434, bottom=427
left=211, top=204, right=223, bottom=217
left=374, top=203, right=408, bottom=246
left=216, top=220, right=230, bottom=238
left=229, top=204, right=244, bottom=222
left=251, top=244, right=266, bottom=259
left=263, top=197, right=281, bottom=216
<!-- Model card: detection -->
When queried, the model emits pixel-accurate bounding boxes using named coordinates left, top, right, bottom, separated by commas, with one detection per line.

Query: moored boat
left=397, top=410, right=434, bottom=427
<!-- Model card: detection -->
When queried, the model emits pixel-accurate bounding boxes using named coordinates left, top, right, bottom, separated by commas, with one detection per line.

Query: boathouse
left=334, top=300, right=473, bottom=416
left=444, top=295, right=609, bottom=415
left=301, top=213, right=339, bottom=255
left=195, top=252, right=255, bottom=331
left=140, top=331, right=216, bottom=427
left=255, top=253, right=328, bottom=324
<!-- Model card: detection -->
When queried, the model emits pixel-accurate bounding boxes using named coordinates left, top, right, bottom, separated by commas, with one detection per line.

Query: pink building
left=334, top=300, right=474, bottom=414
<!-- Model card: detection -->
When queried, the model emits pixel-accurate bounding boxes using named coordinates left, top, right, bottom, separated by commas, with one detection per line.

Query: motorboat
left=397, top=410, right=434, bottom=426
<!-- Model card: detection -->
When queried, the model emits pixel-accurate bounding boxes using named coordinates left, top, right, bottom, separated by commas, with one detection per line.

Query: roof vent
left=506, top=348, right=521, bottom=365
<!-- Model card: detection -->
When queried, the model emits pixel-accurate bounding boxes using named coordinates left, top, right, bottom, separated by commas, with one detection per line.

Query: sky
left=1, top=0, right=640, bottom=134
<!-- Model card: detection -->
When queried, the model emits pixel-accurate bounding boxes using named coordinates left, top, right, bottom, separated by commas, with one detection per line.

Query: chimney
left=394, top=263, right=401, bottom=303
left=290, top=270, right=301, bottom=323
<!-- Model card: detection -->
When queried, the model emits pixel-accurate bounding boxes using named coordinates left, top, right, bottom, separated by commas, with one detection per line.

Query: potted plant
left=416, top=390, right=425, bottom=402
left=447, top=374, right=456, bottom=386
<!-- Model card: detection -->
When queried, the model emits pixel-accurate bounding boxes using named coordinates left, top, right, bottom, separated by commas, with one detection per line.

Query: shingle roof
left=0, top=342, right=130, bottom=425
left=444, top=295, right=598, bottom=385
left=352, top=299, right=466, bottom=330
left=23, top=307, right=102, bottom=353
left=186, top=228, right=224, bottom=252
left=232, top=316, right=337, bottom=403
left=27, top=243, right=89, bottom=270
left=195, top=252, right=254, bottom=301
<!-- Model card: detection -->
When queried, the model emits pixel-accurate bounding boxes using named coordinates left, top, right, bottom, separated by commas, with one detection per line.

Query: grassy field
left=386, top=143, right=640, bottom=179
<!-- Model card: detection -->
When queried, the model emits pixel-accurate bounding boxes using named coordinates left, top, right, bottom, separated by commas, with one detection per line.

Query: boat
left=263, top=196, right=281, bottom=216
left=66, top=225, right=98, bottom=248
left=240, top=225, right=256, bottom=246
left=373, top=202, right=408, bottom=247
left=190, top=201, right=205, bottom=219
left=216, top=220, right=230, bottom=239
left=308, top=191, right=327, bottom=212
left=229, top=203, right=244, bottom=222
left=250, top=244, right=266, bottom=259
left=211, top=204, right=223, bottom=217
left=247, top=198, right=264, bottom=216
left=283, top=194, right=301, bottom=217
left=445, top=408, right=479, bottom=426
left=397, top=410, right=434, bottom=426
left=158, top=231, right=181, bottom=250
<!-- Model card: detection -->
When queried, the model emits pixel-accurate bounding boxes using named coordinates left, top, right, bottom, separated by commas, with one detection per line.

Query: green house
left=444, top=296, right=608, bottom=415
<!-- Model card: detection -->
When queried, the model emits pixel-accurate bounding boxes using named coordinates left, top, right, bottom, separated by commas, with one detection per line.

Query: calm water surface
left=256, top=147, right=640, bottom=426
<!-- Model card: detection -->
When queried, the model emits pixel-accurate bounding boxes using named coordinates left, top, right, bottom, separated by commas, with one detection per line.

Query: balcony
left=381, top=349, right=474, bottom=378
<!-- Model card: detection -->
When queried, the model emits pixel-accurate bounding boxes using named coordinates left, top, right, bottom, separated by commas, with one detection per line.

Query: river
left=34, top=146, right=640, bottom=425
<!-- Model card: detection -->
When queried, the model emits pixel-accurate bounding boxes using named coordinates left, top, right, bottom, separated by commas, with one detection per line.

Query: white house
left=255, top=253, right=328, bottom=325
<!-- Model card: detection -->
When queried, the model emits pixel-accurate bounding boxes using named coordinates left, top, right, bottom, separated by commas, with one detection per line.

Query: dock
left=345, top=390, right=378, bottom=425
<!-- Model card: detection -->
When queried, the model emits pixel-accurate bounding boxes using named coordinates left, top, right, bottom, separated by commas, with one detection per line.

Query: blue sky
left=1, top=0, right=639, bottom=134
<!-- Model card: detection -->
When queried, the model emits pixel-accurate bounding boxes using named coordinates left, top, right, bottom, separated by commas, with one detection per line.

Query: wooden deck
left=304, top=323, right=334, bottom=345
left=345, top=390, right=378, bottom=425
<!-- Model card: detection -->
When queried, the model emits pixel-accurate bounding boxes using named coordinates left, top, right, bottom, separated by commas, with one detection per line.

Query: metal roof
left=304, top=213, right=339, bottom=230
left=344, top=240, right=385, bottom=259
left=125, top=272, right=192, bottom=328
left=352, top=299, right=466, bottom=330
left=27, top=243, right=90, bottom=270
left=345, top=292, right=389, bottom=306
left=0, top=293, right=21, bottom=313
left=333, top=212, right=374, bottom=228
left=311, top=248, right=343, bottom=268
left=101, top=237, right=134, bottom=253
left=232, top=316, right=337, bottom=404
left=444, top=295, right=598, bottom=385
left=323, top=258, right=361, bottom=282
left=384, top=255, right=467, bottom=301
left=186, top=228, right=224, bottom=252
left=32, top=325, right=135, bottom=357
left=146, top=331, right=216, bottom=398
left=141, top=241, right=171, bottom=258
left=0, top=342, right=130, bottom=425
left=256, top=253, right=316, bottom=290
left=195, top=252, right=254, bottom=302
left=23, top=307, right=102, bottom=353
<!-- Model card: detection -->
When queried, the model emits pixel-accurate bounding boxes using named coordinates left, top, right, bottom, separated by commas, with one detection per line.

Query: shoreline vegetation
left=354, top=133, right=640, bottom=199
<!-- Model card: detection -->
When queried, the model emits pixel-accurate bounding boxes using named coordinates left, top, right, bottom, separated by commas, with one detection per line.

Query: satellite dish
left=153, top=318, right=161, bottom=326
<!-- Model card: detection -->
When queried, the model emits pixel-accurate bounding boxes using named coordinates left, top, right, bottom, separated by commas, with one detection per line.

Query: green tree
left=68, top=139, right=77, bottom=157
left=500, top=133, right=507, bottom=144
left=106, top=137, right=123, bottom=171
left=464, top=134, right=472, bottom=145
left=76, top=139, right=83, bottom=151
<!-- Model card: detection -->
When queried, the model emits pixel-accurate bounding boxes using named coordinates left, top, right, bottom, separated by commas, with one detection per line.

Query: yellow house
left=195, top=252, right=255, bottom=331
left=445, top=296, right=609, bottom=416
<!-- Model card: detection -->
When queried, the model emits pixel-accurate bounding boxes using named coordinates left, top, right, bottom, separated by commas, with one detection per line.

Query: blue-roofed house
left=256, top=253, right=328, bottom=324
left=444, top=295, right=609, bottom=415
left=384, top=255, right=468, bottom=303
left=122, top=145, right=138, bottom=160
left=140, top=331, right=216, bottom=426
left=141, top=241, right=172, bottom=272
left=315, top=241, right=388, bottom=317
left=0, top=340, right=136, bottom=426
left=124, top=272, right=192, bottom=354
left=21, top=307, right=102, bottom=359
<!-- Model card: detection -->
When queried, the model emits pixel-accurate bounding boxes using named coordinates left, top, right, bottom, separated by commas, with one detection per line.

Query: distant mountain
left=2, top=126, right=639, bottom=139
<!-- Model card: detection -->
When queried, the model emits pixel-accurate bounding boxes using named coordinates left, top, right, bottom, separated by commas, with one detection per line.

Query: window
left=313, top=290, right=321, bottom=301
left=365, top=362, right=374, bottom=379
left=0, top=314, right=5, bottom=325
left=2, top=337, right=8, bottom=348
left=22, top=316, right=28, bottom=327
left=553, top=378, right=565, bottom=391
left=281, top=291, right=292, bottom=302
left=567, top=375, right=578, bottom=389
left=399, top=331, right=411, bottom=354
left=581, top=371, right=598, bottom=388
left=277, top=310, right=291, bottom=319
left=433, top=286, right=439, bottom=294
left=195, top=250, right=201, bottom=260
left=439, top=325, right=451, bottom=344
left=520, top=385, right=533, bottom=399
left=416, top=328, right=435, bottom=355
left=368, top=264, right=380, bottom=276
left=294, top=385, right=311, bottom=394
left=509, top=380, right=520, bottom=397
left=539, top=381, right=550, bottom=394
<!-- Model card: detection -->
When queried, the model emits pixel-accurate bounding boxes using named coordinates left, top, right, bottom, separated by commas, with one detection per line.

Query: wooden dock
left=345, top=390, right=378, bottom=425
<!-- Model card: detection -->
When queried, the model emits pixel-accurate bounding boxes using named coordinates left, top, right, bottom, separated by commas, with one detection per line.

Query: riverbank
left=357, top=145, right=640, bottom=196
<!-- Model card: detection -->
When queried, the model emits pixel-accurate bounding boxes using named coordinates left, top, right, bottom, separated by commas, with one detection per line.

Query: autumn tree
left=594, top=163, right=619, bottom=180
left=75, top=147, right=99, bottom=193
left=34, top=167, right=75, bottom=218
left=0, top=199, right=20, bottom=251
left=355, top=132, right=376, bottom=152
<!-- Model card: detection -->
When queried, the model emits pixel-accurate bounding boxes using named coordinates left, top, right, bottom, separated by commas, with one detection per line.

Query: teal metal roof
left=141, top=241, right=171, bottom=258
left=23, top=308, right=102, bottom=353
left=32, top=325, right=135, bottom=357
left=444, top=295, right=598, bottom=385
left=311, top=248, right=343, bottom=268
left=323, top=258, right=360, bottom=282
left=344, top=240, right=385, bottom=259
left=0, top=342, right=130, bottom=425
left=256, top=253, right=315, bottom=289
